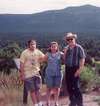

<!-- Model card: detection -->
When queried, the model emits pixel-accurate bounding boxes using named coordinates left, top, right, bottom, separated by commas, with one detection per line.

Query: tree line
left=0, top=35, right=100, bottom=74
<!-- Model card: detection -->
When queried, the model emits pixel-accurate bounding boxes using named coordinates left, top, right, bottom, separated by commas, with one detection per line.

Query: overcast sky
left=0, top=0, right=100, bottom=14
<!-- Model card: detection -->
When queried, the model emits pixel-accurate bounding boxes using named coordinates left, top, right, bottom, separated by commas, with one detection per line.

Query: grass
left=0, top=69, right=100, bottom=106
left=0, top=71, right=23, bottom=106
left=0, top=71, right=47, bottom=106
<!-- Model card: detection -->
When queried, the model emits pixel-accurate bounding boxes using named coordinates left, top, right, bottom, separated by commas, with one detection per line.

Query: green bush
left=80, top=66, right=96, bottom=92
left=95, top=62, right=100, bottom=75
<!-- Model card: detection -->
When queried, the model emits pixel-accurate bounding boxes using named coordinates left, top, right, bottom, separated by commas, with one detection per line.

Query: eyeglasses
left=66, top=38, right=73, bottom=41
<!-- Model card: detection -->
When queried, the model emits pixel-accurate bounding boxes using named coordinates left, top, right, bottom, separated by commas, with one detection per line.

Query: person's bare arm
left=75, top=58, right=85, bottom=77
left=38, top=54, right=48, bottom=63
left=79, top=58, right=85, bottom=70
left=44, top=54, right=48, bottom=62
left=20, top=62, right=25, bottom=81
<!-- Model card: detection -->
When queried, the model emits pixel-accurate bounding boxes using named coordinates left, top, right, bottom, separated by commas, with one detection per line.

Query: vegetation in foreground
left=0, top=36, right=100, bottom=105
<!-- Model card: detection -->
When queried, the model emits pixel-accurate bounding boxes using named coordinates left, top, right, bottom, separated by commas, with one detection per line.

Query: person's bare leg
left=54, top=88, right=60, bottom=106
left=30, top=91, right=37, bottom=105
left=46, top=88, right=51, bottom=106
left=35, top=90, right=43, bottom=105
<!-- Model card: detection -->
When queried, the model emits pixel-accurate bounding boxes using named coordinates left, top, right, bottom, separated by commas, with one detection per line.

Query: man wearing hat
left=64, top=32, right=86, bottom=106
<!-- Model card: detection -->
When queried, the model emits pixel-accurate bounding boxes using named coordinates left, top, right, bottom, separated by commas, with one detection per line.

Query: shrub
left=80, top=66, right=96, bottom=92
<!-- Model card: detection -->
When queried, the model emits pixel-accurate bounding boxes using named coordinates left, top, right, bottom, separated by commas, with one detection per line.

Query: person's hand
left=20, top=73, right=25, bottom=81
left=74, top=69, right=81, bottom=77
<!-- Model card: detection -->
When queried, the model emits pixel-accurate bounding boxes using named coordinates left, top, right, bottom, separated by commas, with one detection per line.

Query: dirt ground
left=19, top=92, right=100, bottom=106
left=0, top=86, right=100, bottom=106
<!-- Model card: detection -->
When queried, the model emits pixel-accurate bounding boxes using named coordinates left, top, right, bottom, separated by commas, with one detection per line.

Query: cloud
left=0, top=0, right=100, bottom=14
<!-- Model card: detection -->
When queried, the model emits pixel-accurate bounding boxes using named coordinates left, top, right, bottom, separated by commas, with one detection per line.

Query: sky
left=0, top=0, right=100, bottom=14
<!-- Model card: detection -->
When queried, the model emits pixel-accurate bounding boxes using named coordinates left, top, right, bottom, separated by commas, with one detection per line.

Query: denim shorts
left=45, top=75, right=62, bottom=88
left=24, top=76, right=42, bottom=92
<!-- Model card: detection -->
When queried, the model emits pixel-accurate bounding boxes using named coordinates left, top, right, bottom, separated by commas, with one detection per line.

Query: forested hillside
left=0, top=5, right=100, bottom=34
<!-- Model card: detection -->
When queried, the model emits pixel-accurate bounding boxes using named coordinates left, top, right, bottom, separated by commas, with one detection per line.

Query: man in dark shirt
left=64, top=32, right=86, bottom=106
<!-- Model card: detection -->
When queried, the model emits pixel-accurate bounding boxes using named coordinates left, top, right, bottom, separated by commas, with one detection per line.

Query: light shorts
left=24, top=76, right=42, bottom=92
left=45, top=75, right=62, bottom=88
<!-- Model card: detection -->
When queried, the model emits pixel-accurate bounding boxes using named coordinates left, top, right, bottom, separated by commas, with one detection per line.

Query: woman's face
left=50, top=43, right=58, bottom=53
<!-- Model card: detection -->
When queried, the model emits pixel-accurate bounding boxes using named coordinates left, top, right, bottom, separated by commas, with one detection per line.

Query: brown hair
left=27, top=39, right=36, bottom=47
left=48, top=41, right=59, bottom=52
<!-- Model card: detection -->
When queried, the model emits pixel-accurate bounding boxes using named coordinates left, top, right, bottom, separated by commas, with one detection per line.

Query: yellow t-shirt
left=20, top=49, right=44, bottom=78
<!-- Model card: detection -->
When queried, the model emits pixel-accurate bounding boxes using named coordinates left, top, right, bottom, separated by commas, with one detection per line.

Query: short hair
left=27, top=39, right=36, bottom=47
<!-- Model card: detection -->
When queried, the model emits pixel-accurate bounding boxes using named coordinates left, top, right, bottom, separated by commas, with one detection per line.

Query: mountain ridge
left=0, top=5, right=100, bottom=35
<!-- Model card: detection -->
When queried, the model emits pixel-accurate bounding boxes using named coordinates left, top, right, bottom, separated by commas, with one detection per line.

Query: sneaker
left=35, top=104, right=38, bottom=106
left=38, top=102, right=43, bottom=106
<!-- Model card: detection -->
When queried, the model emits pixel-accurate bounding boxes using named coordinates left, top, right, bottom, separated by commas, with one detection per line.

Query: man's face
left=66, top=37, right=76, bottom=46
left=29, top=41, right=36, bottom=51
